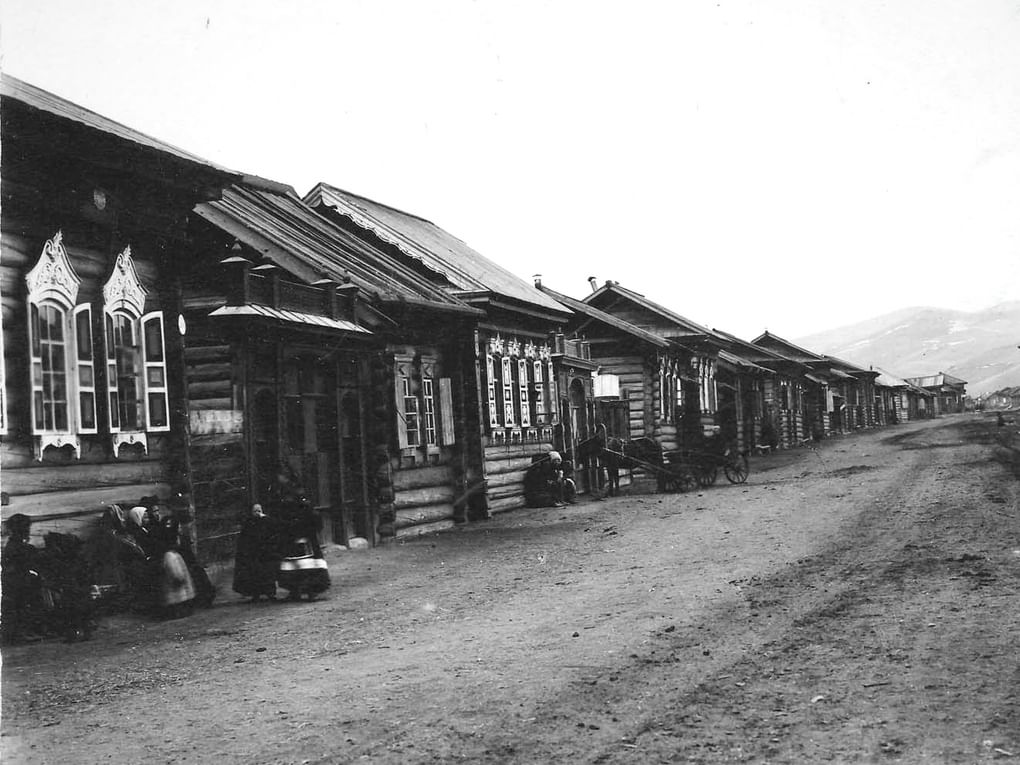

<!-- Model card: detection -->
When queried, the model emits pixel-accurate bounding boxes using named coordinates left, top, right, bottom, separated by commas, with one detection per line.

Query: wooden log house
left=0, top=75, right=248, bottom=546
left=304, top=184, right=600, bottom=512
left=905, top=373, right=967, bottom=415
left=186, top=181, right=482, bottom=549
left=580, top=281, right=724, bottom=452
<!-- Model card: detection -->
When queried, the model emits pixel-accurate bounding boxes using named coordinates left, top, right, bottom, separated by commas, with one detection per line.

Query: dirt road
left=3, top=414, right=1018, bottom=764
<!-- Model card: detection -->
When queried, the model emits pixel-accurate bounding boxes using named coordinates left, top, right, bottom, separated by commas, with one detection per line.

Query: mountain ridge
left=793, top=302, right=1020, bottom=396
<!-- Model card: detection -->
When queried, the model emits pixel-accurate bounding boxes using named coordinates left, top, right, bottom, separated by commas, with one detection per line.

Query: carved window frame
left=25, top=231, right=89, bottom=459
left=102, top=246, right=169, bottom=457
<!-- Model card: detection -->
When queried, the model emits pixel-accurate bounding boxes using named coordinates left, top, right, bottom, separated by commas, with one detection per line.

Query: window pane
left=80, top=393, right=96, bottom=429
left=47, top=306, right=63, bottom=341
left=106, top=315, right=115, bottom=360
left=109, top=391, right=120, bottom=429
left=31, top=304, right=41, bottom=356
left=143, top=317, right=164, bottom=362
left=76, top=311, right=92, bottom=360
left=34, top=392, right=44, bottom=429
left=79, top=366, right=94, bottom=387
left=147, top=368, right=165, bottom=388
left=147, top=393, right=167, bottom=428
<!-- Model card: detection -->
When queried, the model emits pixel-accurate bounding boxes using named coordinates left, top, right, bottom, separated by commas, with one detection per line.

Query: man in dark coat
left=524, top=451, right=577, bottom=508
left=1, top=514, right=45, bottom=642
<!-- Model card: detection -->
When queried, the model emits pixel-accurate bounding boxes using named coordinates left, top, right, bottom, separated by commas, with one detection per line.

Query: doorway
left=249, top=346, right=371, bottom=547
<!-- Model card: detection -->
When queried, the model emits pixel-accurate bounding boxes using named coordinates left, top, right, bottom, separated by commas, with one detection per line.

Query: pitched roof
left=534, top=284, right=668, bottom=348
left=905, top=372, right=968, bottom=388
left=1, top=74, right=240, bottom=179
left=195, top=183, right=480, bottom=315
left=305, top=183, right=568, bottom=316
left=585, top=282, right=721, bottom=341
left=750, top=331, right=827, bottom=362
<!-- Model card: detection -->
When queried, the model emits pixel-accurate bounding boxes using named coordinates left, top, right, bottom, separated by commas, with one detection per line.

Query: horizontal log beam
left=2, top=481, right=170, bottom=521
left=394, top=518, right=456, bottom=539
left=393, top=485, right=456, bottom=510
left=2, top=460, right=168, bottom=495
left=391, top=465, right=455, bottom=492
left=393, top=503, right=455, bottom=529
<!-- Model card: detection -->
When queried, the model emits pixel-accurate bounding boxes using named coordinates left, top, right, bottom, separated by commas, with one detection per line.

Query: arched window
left=25, top=231, right=92, bottom=459
left=102, top=246, right=169, bottom=456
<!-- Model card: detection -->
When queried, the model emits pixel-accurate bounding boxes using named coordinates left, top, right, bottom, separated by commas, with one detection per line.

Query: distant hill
left=794, top=302, right=1020, bottom=397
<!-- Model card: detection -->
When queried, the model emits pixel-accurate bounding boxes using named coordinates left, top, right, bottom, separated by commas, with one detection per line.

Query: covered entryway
left=248, top=343, right=372, bottom=547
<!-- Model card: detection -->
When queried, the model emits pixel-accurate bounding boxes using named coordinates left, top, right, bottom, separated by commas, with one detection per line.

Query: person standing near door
left=271, top=467, right=331, bottom=602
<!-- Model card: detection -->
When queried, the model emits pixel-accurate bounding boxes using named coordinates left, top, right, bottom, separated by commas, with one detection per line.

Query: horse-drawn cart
left=600, top=435, right=749, bottom=494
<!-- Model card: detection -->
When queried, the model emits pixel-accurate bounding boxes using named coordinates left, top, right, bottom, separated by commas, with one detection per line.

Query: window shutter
left=140, top=312, right=170, bottom=431
left=0, top=302, right=6, bottom=435
left=486, top=354, right=500, bottom=428
left=501, top=356, right=515, bottom=426
left=395, top=363, right=409, bottom=449
left=105, top=312, right=121, bottom=433
left=29, top=302, right=44, bottom=432
left=438, top=377, right=456, bottom=445
left=517, top=359, right=530, bottom=427
left=73, top=305, right=97, bottom=433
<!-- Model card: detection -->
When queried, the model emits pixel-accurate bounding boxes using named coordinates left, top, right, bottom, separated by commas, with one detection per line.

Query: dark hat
left=5, top=513, right=32, bottom=537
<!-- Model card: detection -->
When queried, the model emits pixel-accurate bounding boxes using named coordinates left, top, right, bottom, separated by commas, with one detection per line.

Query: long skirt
left=160, top=551, right=197, bottom=607
left=277, top=538, right=330, bottom=598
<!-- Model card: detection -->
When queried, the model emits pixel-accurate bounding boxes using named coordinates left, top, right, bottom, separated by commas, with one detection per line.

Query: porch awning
left=718, top=350, right=771, bottom=372
left=209, top=304, right=372, bottom=334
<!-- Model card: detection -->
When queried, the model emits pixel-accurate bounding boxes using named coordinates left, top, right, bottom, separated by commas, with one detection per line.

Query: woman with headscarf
left=233, top=503, right=280, bottom=602
left=126, top=500, right=196, bottom=619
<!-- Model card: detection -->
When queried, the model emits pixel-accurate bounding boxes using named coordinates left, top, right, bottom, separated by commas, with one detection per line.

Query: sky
left=2, top=0, right=1018, bottom=340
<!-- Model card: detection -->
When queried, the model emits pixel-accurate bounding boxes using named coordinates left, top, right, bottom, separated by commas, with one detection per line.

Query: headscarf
left=548, top=451, right=562, bottom=463
left=127, top=506, right=148, bottom=530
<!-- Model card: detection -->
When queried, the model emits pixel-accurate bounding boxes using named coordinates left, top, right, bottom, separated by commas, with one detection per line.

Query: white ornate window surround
left=25, top=231, right=88, bottom=459
left=102, top=246, right=170, bottom=457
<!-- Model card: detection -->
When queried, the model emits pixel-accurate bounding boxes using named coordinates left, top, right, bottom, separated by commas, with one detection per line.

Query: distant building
left=904, top=373, right=967, bottom=415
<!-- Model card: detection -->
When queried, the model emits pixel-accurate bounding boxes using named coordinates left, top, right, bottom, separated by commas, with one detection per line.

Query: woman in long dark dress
left=233, top=504, right=279, bottom=602
left=271, top=470, right=330, bottom=602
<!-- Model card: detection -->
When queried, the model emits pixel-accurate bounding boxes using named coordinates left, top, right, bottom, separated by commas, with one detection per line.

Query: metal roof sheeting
left=196, top=184, right=480, bottom=316
left=306, top=184, right=569, bottom=316
left=718, top=350, right=771, bottom=372
left=535, top=285, right=669, bottom=348
left=585, top=282, right=724, bottom=341
left=209, top=305, right=371, bottom=333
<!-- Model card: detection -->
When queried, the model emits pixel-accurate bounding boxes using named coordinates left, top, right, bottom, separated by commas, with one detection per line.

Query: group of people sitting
left=104, top=495, right=216, bottom=619
left=232, top=468, right=331, bottom=603
left=1, top=494, right=215, bottom=643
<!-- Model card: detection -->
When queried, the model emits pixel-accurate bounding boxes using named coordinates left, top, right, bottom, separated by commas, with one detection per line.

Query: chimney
left=587, top=276, right=598, bottom=293
left=533, top=274, right=542, bottom=288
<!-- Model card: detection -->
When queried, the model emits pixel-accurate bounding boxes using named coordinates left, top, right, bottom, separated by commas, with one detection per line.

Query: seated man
left=524, top=451, right=577, bottom=508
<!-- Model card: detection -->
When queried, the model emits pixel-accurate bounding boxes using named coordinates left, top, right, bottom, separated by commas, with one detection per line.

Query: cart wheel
left=668, top=471, right=697, bottom=493
left=724, top=455, right=749, bottom=484
left=696, top=465, right=718, bottom=488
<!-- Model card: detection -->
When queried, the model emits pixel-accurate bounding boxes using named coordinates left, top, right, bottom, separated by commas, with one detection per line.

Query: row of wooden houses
left=0, top=76, right=966, bottom=560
